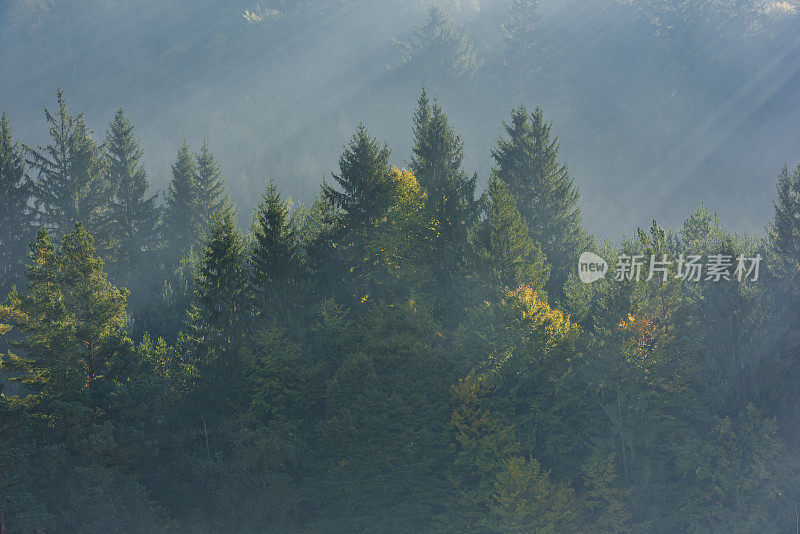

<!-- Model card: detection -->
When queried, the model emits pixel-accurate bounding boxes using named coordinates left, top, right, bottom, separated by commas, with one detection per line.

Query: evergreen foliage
left=26, top=88, right=109, bottom=240
left=163, top=140, right=201, bottom=262
left=410, top=88, right=478, bottom=301
left=102, top=108, right=160, bottom=290
left=0, top=113, right=36, bottom=293
left=1, top=88, right=799, bottom=533
left=493, top=105, right=589, bottom=299
left=398, top=5, right=480, bottom=83
left=323, top=123, right=394, bottom=230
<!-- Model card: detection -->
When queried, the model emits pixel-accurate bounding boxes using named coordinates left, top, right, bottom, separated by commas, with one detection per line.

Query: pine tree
left=195, top=140, right=228, bottom=224
left=582, top=453, right=633, bottom=532
left=764, top=163, right=800, bottom=440
left=191, top=207, right=249, bottom=356
left=1, top=225, right=129, bottom=402
left=493, top=105, right=588, bottom=300
left=0, top=224, right=162, bottom=530
left=315, top=304, right=453, bottom=532
left=398, top=5, right=480, bottom=83
left=102, top=108, right=160, bottom=288
left=482, top=173, right=549, bottom=293
left=443, top=374, right=522, bottom=530
left=163, top=140, right=200, bottom=262
left=0, top=113, right=36, bottom=293
left=322, top=123, right=394, bottom=230
left=410, top=89, right=478, bottom=290
left=185, top=207, right=250, bottom=424
left=504, top=0, right=544, bottom=76
left=250, top=182, right=299, bottom=318
left=26, top=87, right=109, bottom=239
left=490, top=456, right=580, bottom=531
left=768, top=162, right=800, bottom=302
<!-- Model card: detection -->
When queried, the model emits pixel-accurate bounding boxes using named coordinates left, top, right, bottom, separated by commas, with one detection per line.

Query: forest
left=2, top=0, right=800, bottom=533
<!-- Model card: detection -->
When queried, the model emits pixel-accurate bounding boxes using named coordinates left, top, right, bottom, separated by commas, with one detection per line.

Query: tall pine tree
left=322, top=123, right=394, bottom=230
left=504, top=0, right=545, bottom=74
left=481, top=173, right=549, bottom=294
left=102, top=108, right=160, bottom=289
left=0, top=224, right=162, bottom=530
left=0, top=113, right=36, bottom=293
left=493, top=105, right=588, bottom=300
left=410, top=88, right=478, bottom=292
left=195, top=140, right=228, bottom=224
left=186, top=207, right=250, bottom=422
left=250, top=182, right=300, bottom=319
left=190, top=207, right=249, bottom=357
left=768, top=162, right=800, bottom=304
left=398, top=5, right=480, bottom=83
left=26, top=87, right=108, bottom=239
left=163, top=141, right=200, bottom=264
left=1, top=224, right=129, bottom=405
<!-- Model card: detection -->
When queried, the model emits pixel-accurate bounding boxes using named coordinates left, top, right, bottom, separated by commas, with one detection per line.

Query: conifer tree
left=251, top=182, right=299, bottom=315
left=768, top=162, right=800, bottom=302
left=26, top=87, right=109, bottom=239
left=0, top=113, right=36, bottom=293
left=195, top=140, right=228, bottom=223
left=398, top=5, right=480, bottom=82
left=410, top=89, right=478, bottom=288
left=102, top=108, right=160, bottom=287
left=504, top=0, right=544, bottom=72
left=0, top=224, right=162, bottom=530
left=1, top=225, right=130, bottom=403
left=163, top=141, right=200, bottom=262
left=186, top=207, right=250, bottom=422
left=190, top=207, right=249, bottom=356
left=322, top=124, right=394, bottom=230
left=482, top=174, right=549, bottom=293
left=493, top=105, right=588, bottom=299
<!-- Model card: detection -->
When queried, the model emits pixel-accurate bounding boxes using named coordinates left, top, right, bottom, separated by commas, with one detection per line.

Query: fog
left=5, top=2, right=800, bottom=531
left=2, top=0, right=799, bottom=236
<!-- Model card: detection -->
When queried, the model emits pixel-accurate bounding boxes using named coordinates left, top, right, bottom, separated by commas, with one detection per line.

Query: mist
left=3, top=0, right=799, bottom=237
left=4, top=1, right=800, bottom=532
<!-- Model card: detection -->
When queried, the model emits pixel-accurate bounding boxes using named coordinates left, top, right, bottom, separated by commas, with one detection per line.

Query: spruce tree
left=410, top=88, right=478, bottom=288
left=768, top=162, right=800, bottom=301
left=251, top=182, right=299, bottom=315
left=398, top=4, right=480, bottom=82
left=186, top=207, right=250, bottom=419
left=322, top=123, right=394, bottom=230
left=102, top=108, right=160, bottom=287
left=195, top=140, right=228, bottom=224
left=506, top=0, right=543, bottom=52
left=492, top=105, right=588, bottom=299
left=482, top=173, right=549, bottom=293
left=163, top=141, right=200, bottom=262
left=26, top=87, right=108, bottom=239
left=0, top=224, right=162, bottom=530
left=0, top=113, right=36, bottom=293
left=191, top=207, right=249, bottom=355
left=1, top=224, right=129, bottom=403
left=504, top=0, right=545, bottom=81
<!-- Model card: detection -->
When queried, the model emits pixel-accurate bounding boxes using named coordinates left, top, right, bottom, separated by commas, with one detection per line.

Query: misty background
left=2, top=0, right=799, bottom=238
